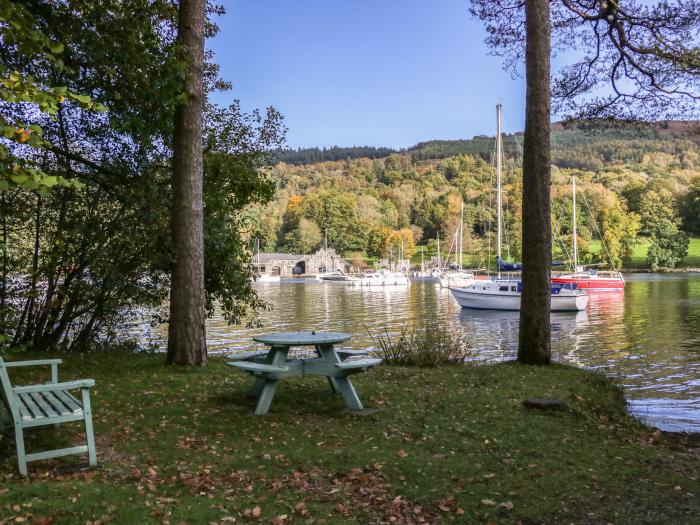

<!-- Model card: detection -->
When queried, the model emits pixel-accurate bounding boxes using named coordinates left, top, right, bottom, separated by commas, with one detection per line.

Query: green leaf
left=49, top=42, right=64, bottom=54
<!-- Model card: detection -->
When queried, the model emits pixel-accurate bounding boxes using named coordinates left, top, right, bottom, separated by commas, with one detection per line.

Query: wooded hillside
left=253, top=122, right=700, bottom=270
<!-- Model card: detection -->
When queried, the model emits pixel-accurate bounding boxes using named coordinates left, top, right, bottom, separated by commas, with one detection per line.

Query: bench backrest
left=0, top=356, right=18, bottom=421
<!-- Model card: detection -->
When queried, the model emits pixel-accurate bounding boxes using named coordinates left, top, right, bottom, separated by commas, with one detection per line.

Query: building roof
left=255, top=253, right=305, bottom=262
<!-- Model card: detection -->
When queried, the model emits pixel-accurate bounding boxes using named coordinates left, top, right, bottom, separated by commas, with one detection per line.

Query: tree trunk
left=518, top=0, right=552, bottom=365
left=167, top=0, right=207, bottom=365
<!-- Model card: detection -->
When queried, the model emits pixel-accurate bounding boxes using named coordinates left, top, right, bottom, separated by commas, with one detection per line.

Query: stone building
left=253, top=248, right=351, bottom=278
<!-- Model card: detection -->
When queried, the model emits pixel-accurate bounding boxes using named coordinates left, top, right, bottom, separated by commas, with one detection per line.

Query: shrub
left=367, top=323, right=473, bottom=367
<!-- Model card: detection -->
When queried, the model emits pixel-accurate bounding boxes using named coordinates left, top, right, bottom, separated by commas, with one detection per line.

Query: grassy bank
left=1, top=352, right=698, bottom=524
left=586, top=237, right=700, bottom=270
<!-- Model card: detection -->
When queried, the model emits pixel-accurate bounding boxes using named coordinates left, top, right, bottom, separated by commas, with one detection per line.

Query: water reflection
left=134, top=274, right=700, bottom=432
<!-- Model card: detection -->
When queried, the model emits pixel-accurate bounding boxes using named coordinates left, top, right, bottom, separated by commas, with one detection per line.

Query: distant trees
left=680, top=177, right=700, bottom=236
left=647, top=219, right=689, bottom=271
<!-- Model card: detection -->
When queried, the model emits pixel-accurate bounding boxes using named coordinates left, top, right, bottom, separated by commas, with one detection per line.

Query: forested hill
left=250, top=121, right=700, bottom=271
left=271, top=121, right=700, bottom=166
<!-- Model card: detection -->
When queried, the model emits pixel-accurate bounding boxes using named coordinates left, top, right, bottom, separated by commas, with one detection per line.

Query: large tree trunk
left=167, top=0, right=207, bottom=365
left=518, top=0, right=552, bottom=365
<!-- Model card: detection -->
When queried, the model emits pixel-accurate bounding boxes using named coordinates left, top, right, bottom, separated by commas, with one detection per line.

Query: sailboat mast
left=459, top=201, right=464, bottom=271
left=572, top=176, right=578, bottom=270
left=496, top=104, right=503, bottom=279
left=437, top=233, right=441, bottom=270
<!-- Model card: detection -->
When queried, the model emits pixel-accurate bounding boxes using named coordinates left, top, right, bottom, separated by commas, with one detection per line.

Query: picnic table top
left=252, top=331, right=352, bottom=346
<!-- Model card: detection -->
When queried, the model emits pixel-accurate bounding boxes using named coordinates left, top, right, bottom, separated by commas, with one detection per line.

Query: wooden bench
left=227, top=361, right=289, bottom=377
left=0, top=357, right=97, bottom=476
left=336, top=349, right=369, bottom=359
left=227, top=350, right=269, bottom=362
left=335, top=358, right=382, bottom=373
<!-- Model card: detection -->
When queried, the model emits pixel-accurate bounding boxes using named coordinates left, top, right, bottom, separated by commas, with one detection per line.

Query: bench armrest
left=13, top=379, right=95, bottom=394
left=2, top=359, right=63, bottom=368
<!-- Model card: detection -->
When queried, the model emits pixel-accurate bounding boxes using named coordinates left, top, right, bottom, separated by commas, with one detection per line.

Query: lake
left=139, top=273, right=700, bottom=432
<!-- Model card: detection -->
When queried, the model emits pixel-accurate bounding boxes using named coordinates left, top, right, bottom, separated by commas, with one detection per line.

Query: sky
left=209, top=0, right=527, bottom=149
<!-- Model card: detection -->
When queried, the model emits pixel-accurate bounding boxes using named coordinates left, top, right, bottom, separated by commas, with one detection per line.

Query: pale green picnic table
left=227, top=331, right=381, bottom=415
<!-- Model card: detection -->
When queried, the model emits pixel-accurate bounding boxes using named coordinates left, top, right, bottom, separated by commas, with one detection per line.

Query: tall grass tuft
left=367, top=323, right=473, bottom=367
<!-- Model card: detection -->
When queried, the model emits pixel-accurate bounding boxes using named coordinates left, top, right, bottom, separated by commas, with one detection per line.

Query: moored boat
left=315, top=269, right=357, bottom=282
left=551, top=270, right=624, bottom=291
left=353, top=270, right=410, bottom=286
left=450, top=280, right=589, bottom=311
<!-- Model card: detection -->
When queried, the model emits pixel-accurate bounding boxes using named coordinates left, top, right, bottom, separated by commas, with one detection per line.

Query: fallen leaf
left=498, top=501, right=514, bottom=510
left=481, top=499, right=497, bottom=506
left=396, top=449, right=409, bottom=458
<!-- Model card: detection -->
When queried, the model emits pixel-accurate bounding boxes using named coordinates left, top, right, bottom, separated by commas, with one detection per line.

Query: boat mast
left=572, top=176, right=578, bottom=271
left=496, top=104, right=503, bottom=280
left=459, top=201, right=464, bottom=271
left=437, top=233, right=441, bottom=270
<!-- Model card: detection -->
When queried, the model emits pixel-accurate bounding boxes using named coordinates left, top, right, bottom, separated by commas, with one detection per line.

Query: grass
left=1, top=351, right=699, bottom=524
left=588, top=237, right=700, bottom=269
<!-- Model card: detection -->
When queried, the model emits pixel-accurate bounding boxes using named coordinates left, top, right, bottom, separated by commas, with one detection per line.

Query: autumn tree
left=470, top=0, right=700, bottom=364
left=168, top=0, right=207, bottom=365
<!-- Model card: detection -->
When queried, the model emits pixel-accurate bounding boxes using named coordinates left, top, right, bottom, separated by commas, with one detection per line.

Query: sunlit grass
left=1, top=352, right=698, bottom=524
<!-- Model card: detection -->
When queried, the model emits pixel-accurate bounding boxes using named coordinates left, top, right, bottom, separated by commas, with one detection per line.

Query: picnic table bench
left=0, top=356, right=97, bottom=476
left=227, top=331, right=381, bottom=415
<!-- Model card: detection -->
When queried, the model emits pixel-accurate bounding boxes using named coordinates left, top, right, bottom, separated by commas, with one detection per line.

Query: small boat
left=551, top=269, right=624, bottom=291
left=353, top=270, right=410, bottom=287
left=439, top=270, right=476, bottom=288
left=256, top=273, right=281, bottom=283
left=315, top=269, right=357, bottom=282
left=450, top=280, right=589, bottom=311
left=551, top=176, right=625, bottom=292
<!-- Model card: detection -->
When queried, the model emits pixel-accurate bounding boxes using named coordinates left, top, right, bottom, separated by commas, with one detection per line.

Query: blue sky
left=209, top=0, right=527, bottom=149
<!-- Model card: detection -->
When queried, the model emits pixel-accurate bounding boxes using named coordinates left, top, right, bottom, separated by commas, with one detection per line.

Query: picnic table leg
left=317, top=343, right=364, bottom=411
left=246, top=345, right=285, bottom=398
left=315, top=345, right=339, bottom=395
left=334, top=377, right=363, bottom=411
left=254, top=380, right=279, bottom=416
left=252, top=345, right=289, bottom=415
left=247, top=378, right=266, bottom=398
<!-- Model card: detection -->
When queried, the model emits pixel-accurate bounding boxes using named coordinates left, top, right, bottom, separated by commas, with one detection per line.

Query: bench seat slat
left=30, top=392, right=60, bottom=418
left=18, top=392, right=44, bottom=420
left=53, top=389, right=82, bottom=413
left=43, top=391, right=71, bottom=416
left=336, top=349, right=369, bottom=357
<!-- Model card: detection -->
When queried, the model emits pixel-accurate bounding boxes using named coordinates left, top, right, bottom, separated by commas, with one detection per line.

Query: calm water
left=139, top=274, right=700, bottom=432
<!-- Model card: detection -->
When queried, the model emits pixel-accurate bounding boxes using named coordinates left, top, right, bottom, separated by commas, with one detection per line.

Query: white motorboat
left=353, top=270, right=410, bottom=287
left=315, top=269, right=357, bottom=282
left=256, top=273, right=281, bottom=283
left=450, top=279, right=589, bottom=312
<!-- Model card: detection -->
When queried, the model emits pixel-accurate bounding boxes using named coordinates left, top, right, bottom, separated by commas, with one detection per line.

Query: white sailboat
left=439, top=202, right=477, bottom=288
left=449, top=104, right=589, bottom=312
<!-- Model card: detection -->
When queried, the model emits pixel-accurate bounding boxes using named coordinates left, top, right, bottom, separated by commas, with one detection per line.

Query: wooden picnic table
left=227, top=331, right=381, bottom=415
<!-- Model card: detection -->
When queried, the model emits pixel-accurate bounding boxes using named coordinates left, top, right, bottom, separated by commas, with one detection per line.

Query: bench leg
left=334, top=377, right=363, bottom=411
left=82, top=388, right=98, bottom=467
left=254, top=380, right=279, bottom=416
left=14, top=423, right=27, bottom=477
left=247, top=378, right=266, bottom=398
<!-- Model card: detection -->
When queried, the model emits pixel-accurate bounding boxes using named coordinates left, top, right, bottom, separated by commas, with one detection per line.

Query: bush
left=367, top=323, right=473, bottom=367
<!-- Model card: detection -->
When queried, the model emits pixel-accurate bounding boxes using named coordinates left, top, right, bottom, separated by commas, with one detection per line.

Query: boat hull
left=551, top=276, right=624, bottom=291
left=449, top=287, right=589, bottom=311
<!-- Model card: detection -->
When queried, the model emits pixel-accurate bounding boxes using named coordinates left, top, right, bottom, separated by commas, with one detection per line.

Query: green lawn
left=587, top=237, right=700, bottom=269
left=1, top=352, right=698, bottom=524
